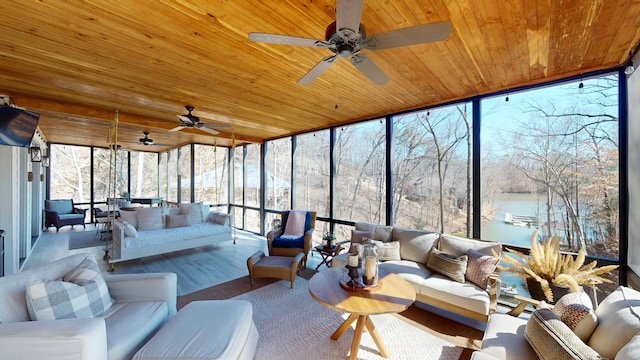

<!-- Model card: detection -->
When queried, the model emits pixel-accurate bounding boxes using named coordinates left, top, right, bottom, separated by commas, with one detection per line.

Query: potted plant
left=498, top=230, right=618, bottom=303
left=323, top=232, right=336, bottom=248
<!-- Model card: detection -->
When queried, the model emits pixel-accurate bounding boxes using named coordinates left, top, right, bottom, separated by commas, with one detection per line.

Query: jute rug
left=68, top=230, right=109, bottom=250
left=230, top=277, right=463, bottom=360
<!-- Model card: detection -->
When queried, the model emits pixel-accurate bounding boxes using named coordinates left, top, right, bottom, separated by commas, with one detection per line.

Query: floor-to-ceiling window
left=294, top=130, right=330, bottom=238
left=130, top=151, right=158, bottom=198
left=480, top=74, right=620, bottom=296
left=392, top=103, right=472, bottom=235
left=194, top=144, right=228, bottom=207
left=265, top=137, right=291, bottom=211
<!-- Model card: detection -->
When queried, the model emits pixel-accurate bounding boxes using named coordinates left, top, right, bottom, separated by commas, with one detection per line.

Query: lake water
left=481, top=193, right=544, bottom=298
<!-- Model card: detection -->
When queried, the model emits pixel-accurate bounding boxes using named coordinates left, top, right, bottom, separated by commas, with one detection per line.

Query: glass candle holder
left=362, top=244, right=378, bottom=286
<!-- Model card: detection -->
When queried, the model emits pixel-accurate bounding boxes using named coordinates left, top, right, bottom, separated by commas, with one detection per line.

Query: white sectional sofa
left=0, top=253, right=177, bottom=360
left=332, top=222, right=501, bottom=323
left=110, top=202, right=232, bottom=264
left=472, top=286, right=640, bottom=360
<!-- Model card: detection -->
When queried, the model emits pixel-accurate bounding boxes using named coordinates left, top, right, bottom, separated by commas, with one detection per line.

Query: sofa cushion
left=465, top=248, right=499, bottom=288
left=392, top=228, right=439, bottom=264
left=165, top=214, right=192, bottom=229
left=525, top=308, right=604, bottom=360
left=420, top=273, right=490, bottom=315
left=0, top=254, right=90, bottom=323
left=426, top=248, right=468, bottom=283
left=26, top=258, right=114, bottom=321
left=103, top=301, right=169, bottom=360
left=180, top=202, right=204, bottom=224
left=351, top=229, right=374, bottom=244
left=379, top=260, right=432, bottom=293
left=119, top=210, right=138, bottom=229
left=136, top=207, right=164, bottom=231
left=438, top=234, right=501, bottom=257
left=552, top=291, right=598, bottom=342
left=480, top=313, right=538, bottom=360
left=46, top=199, right=74, bottom=214
left=355, top=222, right=393, bottom=242
left=615, top=333, right=640, bottom=360
left=370, top=240, right=401, bottom=261
left=589, top=286, right=640, bottom=359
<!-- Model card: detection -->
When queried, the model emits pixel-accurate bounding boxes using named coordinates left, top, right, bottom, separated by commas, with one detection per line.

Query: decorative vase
left=525, top=277, right=571, bottom=304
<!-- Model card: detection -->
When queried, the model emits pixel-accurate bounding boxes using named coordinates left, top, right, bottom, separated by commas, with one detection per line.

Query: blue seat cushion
left=272, top=236, right=305, bottom=248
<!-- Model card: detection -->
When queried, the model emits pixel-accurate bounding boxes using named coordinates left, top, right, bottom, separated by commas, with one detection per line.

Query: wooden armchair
left=266, top=211, right=316, bottom=269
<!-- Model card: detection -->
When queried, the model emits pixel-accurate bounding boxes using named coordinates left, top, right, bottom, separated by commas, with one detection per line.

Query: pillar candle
left=348, top=254, right=359, bottom=267
left=364, top=255, right=377, bottom=283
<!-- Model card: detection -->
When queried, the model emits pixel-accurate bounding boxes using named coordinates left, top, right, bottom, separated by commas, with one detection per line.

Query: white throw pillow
left=136, top=207, right=163, bottom=231
left=370, top=240, right=401, bottom=261
left=125, top=223, right=137, bottom=237
left=214, top=213, right=229, bottom=225
left=589, top=286, right=640, bottom=359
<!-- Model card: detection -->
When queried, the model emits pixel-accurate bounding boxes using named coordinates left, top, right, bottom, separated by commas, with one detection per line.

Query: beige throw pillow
left=165, top=214, right=192, bottom=229
left=370, top=240, right=401, bottom=261
left=180, top=202, right=204, bottom=224
left=426, top=248, right=468, bottom=283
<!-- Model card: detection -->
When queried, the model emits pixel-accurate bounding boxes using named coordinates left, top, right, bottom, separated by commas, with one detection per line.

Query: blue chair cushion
left=273, top=211, right=312, bottom=248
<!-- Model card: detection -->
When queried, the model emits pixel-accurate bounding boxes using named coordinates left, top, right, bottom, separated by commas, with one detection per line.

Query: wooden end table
left=308, top=267, right=415, bottom=359
left=313, top=241, right=347, bottom=271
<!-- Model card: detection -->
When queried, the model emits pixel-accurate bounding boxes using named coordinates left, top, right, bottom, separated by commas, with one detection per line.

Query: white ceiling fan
left=170, top=106, right=231, bottom=135
left=248, top=0, right=451, bottom=85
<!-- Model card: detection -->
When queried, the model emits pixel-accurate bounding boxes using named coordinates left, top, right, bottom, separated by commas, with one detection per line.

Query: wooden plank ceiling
left=0, top=0, right=638, bottom=152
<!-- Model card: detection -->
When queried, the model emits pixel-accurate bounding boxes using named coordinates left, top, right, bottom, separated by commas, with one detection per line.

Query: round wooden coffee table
left=308, top=267, right=415, bottom=359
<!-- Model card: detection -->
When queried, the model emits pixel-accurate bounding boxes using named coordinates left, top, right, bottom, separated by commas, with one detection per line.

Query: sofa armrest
left=105, top=272, right=177, bottom=317
left=266, top=227, right=283, bottom=254
left=0, top=318, right=107, bottom=360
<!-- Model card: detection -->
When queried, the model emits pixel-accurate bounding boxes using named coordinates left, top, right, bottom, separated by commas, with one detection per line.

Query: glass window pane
left=480, top=75, right=620, bottom=299
left=265, top=138, right=291, bottom=210
left=130, top=151, right=158, bottom=198
left=167, top=149, right=178, bottom=203
left=392, top=104, right=472, bottom=234
left=179, top=145, right=191, bottom=202
left=233, top=146, right=244, bottom=206
left=294, top=130, right=329, bottom=216
left=245, top=144, right=261, bottom=207
left=194, top=144, right=228, bottom=204
left=50, top=145, right=92, bottom=203
left=335, top=120, right=386, bottom=224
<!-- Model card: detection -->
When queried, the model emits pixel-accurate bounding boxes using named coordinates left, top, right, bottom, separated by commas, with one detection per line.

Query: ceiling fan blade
left=336, top=0, right=364, bottom=36
left=297, top=55, right=338, bottom=85
left=201, top=122, right=231, bottom=128
left=169, top=126, right=185, bottom=132
left=248, top=32, right=330, bottom=48
left=178, top=115, right=197, bottom=124
left=350, top=54, right=389, bottom=85
left=198, top=126, right=220, bottom=136
left=365, top=21, right=452, bottom=50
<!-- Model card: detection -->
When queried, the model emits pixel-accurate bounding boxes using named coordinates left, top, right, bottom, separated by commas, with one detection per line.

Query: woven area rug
left=231, top=277, right=463, bottom=360
left=68, top=231, right=108, bottom=250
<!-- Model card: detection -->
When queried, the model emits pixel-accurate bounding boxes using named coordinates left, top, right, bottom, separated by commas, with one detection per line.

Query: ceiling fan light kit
left=248, top=0, right=451, bottom=85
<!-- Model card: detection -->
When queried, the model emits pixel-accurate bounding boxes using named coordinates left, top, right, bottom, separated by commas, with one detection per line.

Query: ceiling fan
left=139, top=131, right=155, bottom=146
left=170, top=105, right=231, bottom=135
left=248, top=0, right=451, bottom=85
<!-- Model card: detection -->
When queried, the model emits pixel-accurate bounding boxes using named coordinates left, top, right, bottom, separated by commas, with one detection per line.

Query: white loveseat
left=472, top=286, right=640, bottom=360
left=0, top=253, right=177, bottom=360
left=110, top=202, right=232, bottom=264
left=332, top=223, right=501, bottom=323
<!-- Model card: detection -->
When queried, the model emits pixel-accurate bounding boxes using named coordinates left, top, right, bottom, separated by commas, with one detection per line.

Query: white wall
left=0, top=145, right=24, bottom=275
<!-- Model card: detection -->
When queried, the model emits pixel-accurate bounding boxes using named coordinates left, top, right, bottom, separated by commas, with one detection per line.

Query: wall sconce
left=625, top=60, right=635, bottom=75
left=42, top=156, right=49, bottom=167
left=29, top=147, right=41, bottom=162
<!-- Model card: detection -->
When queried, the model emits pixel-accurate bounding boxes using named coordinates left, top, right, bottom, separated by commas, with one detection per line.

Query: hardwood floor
left=24, top=225, right=330, bottom=296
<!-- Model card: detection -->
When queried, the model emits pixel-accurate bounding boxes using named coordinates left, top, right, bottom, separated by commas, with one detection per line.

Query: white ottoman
left=134, top=300, right=258, bottom=360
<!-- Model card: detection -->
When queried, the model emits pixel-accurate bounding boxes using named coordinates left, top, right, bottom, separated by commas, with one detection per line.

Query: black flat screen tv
left=0, top=105, right=40, bottom=147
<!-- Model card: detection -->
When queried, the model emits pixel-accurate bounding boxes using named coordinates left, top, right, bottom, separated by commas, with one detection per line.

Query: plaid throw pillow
left=25, top=257, right=114, bottom=321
